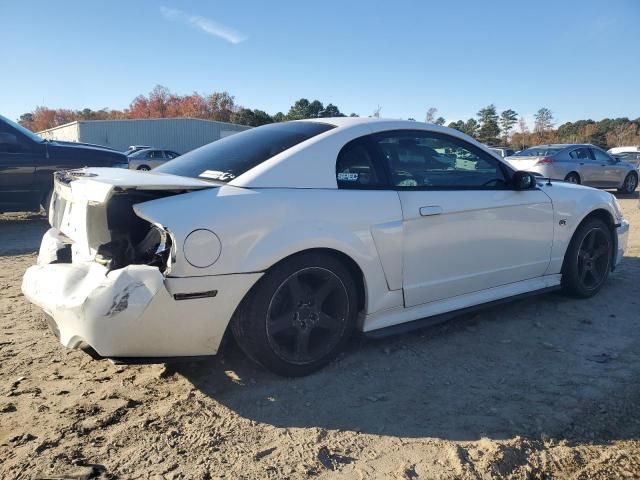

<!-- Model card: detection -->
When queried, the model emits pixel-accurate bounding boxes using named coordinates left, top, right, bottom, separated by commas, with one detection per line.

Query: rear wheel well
left=224, top=248, right=367, bottom=349
left=266, top=248, right=367, bottom=314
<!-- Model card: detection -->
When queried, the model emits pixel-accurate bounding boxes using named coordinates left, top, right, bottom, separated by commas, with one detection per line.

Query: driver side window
left=374, top=131, right=508, bottom=189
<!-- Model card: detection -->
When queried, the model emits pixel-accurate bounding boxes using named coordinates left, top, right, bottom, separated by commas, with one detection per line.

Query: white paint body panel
left=398, top=189, right=554, bottom=307
left=21, top=118, right=630, bottom=358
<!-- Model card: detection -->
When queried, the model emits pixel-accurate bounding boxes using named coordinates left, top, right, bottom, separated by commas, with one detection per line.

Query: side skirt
left=364, top=285, right=560, bottom=339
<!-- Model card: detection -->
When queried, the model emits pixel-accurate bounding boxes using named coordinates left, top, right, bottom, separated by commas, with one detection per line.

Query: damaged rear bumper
left=21, top=262, right=261, bottom=357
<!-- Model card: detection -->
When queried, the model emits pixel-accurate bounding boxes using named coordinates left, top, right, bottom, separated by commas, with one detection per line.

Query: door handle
left=419, top=205, right=443, bottom=216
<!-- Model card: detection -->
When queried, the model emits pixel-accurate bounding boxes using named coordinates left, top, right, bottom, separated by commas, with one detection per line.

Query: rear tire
left=564, top=172, right=581, bottom=184
left=231, top=252, right=358, bottom=376
left=561, top=217, right=612, bottom=298
left=137, top=165, right=151, bottom=171
left=617, top=172, right=638, bottom=194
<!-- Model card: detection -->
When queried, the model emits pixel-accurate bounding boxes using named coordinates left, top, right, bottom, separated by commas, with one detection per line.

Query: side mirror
left=512, top=171, right=536, bottom=190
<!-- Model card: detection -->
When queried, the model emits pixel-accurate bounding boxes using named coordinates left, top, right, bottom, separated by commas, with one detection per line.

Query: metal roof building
left=37, top=118, right=251, bottom=154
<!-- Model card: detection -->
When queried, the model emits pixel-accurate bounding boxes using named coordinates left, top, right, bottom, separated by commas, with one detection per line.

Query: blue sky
left=1, top=0, right=639, bottom=126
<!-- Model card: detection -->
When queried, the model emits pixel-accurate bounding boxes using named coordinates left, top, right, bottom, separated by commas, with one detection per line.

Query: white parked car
left=22, top=118, right=629, bottom=376
left=608, top=146, right=640, bottom=155
left=488, top=147, right=515, bottom=158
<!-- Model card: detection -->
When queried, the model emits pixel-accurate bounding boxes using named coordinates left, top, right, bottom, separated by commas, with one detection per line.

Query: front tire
left=561, top=217, right=612, bottom=298
left=618, top=172, right=638, bottom=194
left=564, top=172, right=581, bottom=184
left=231, top=252, right=358, bottom=376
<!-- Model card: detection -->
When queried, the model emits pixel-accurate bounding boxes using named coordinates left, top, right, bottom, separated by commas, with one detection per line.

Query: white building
left=37, top=118, right=251, bottom=154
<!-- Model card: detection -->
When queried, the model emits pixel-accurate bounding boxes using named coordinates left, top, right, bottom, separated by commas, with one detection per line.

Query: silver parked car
left=127, top=148, right=180, bottom=170
left=505, top=144, right=638, bottom=194
left=489, top=147, right=515, bottom=158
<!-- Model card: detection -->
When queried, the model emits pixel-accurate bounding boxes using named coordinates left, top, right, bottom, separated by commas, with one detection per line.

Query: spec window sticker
left=337, top=172, right=359, bottom=182
left=199, top=170, right=235, bottom=181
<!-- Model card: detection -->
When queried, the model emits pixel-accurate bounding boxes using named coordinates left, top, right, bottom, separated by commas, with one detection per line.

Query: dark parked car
left=0, top=114, right=128, bottom=213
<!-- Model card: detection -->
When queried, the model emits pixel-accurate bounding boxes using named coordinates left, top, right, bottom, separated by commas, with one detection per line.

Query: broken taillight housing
left=95, top=224, right=172, bottom=274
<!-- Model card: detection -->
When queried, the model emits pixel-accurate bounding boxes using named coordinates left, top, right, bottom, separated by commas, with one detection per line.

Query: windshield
left=0, top=114, right=43, bottom=143
left=155, top=121, right=335, bottom=182
left=514, top=146, right=562, bottom=157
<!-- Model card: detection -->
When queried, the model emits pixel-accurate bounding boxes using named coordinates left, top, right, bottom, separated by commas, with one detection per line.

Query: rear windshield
left=155, top=122, right=335, bottom=182
left=514, top=147, right=562, bottom=157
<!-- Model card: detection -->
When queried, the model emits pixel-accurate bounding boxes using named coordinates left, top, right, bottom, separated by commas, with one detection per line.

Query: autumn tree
left=128, top=95, right=151, bottom=118
left=206, top=91, right=237, bottom=123
left=148, top=85, right=172, bottom=117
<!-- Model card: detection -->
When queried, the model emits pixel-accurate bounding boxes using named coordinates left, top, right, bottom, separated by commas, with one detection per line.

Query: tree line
left=443, top=105, right=640, bottom=151
left=17, top=85, right=640, bottom=150
left=17, top=85, right=356, bottom=132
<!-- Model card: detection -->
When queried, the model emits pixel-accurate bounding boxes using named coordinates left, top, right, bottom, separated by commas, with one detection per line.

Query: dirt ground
left=1, top=195, right=639, bottom=480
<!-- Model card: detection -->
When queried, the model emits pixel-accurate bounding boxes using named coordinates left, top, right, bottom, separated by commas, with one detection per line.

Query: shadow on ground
left=178, top=257, right=640, bottom=443
left=0, top=213, right=49, bottom=256
left=613, top=190, right=639, bottom=200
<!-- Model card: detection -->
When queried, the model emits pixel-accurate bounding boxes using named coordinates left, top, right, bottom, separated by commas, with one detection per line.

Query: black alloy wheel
left=561, top=217, right=612, bottom=298
left=231, top=252, right=358, bottom=376
left=266, top=267, right=349, bottom=365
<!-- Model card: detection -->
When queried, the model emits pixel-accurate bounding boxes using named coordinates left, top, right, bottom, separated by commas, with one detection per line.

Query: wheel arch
left=225, top=247, right=369, bottom=347
left=622, top=170, right=638, bottom=187
left=565, top=171, right=581, bottom=182
left=562, top=207, right=617, bottom=273
left=251, top=247, right=368, bottom=314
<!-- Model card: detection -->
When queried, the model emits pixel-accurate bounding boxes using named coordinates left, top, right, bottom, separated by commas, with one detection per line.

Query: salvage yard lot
left=1, top=196, right=639, bottom=479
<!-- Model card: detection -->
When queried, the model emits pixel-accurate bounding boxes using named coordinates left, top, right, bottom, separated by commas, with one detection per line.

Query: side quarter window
left=336, top=138, right=388, bottom=189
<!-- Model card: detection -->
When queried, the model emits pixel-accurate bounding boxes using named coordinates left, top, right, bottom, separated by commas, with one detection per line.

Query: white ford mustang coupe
left=22, top=118, right=629, bottom=376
